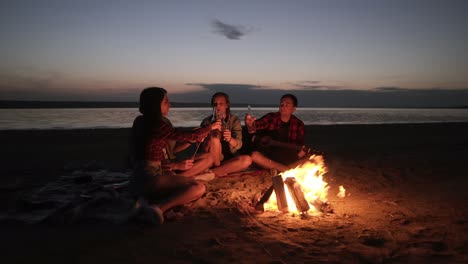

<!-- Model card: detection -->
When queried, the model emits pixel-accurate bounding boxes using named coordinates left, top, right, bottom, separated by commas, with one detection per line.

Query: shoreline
left=1, top=120, right=468, bottom=131
left=2, top=99, right=467, bottom=109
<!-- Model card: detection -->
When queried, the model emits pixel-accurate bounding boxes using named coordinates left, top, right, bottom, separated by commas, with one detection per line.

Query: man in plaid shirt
left=244, top=94, right=308, bottom=172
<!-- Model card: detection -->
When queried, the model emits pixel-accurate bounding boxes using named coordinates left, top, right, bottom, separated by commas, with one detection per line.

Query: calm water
left=1, top=107, right=468, bottom=130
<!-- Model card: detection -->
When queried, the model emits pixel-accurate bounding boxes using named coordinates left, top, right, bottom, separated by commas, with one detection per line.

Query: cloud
left=372, top=86, right=452, bottom=92
left=2, top=75, right=468, bottom=107
left=186, top=83, right=262, bottom=91
left=373, top=86, right=411, bottom=92
left=171, top=83, right=468, bottom=108
left=288, top=81, right=341, bottom=90
left=173, top=83, right=265, bottom=105
left=211, top=19, right=250, bottom=40
left=294, top=84, right=341, bottom=90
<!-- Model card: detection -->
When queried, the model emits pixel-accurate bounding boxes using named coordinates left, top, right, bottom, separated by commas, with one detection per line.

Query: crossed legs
left=177, top=153, right=214, bottom=177
left=212, top=155, right=252, bottom=177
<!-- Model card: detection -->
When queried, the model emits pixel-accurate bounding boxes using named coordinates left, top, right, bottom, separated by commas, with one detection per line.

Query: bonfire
left=261, top=155, right=345, bottom=215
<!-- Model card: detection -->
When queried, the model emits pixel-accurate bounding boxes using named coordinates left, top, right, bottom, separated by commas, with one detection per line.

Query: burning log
left=255, top=153, right=342, bottom=215
left=284, top=177, right=310, bottom=213
left=254, top=185, right=274, bottom=212
left=272, top=175, right=289, bottom=212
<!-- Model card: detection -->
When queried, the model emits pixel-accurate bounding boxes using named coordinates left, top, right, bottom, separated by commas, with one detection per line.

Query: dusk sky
left=1, top=0, right=467, bottom=107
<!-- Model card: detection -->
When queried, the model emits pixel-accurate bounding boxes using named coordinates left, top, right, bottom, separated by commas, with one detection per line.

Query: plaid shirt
left=254, top=112, right=305, bottom=146
left=132, top=116, right=211, bottom=162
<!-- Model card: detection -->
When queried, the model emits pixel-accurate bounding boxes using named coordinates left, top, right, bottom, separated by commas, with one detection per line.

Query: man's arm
left=254, top=112, right=275, bottom=131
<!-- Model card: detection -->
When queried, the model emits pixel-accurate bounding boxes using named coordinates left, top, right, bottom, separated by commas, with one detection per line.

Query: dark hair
left=139, top=87, right=167, bottom=122
left=211, top=92, right=231, bottom=116
left=281, top=94, right=298, bottom=107
left=132, top=87, right=167, bottom=160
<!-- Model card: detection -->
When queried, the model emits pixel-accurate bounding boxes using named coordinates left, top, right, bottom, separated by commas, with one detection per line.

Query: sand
left=1, top=123, right=467, bottom=263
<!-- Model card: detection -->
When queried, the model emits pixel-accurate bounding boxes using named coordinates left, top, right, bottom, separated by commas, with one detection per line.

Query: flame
left=264, top=155, right=341, bottom=214
left=337, top=185, right=346, bottom=198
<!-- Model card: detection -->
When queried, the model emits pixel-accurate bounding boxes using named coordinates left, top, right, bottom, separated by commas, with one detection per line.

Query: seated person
left=244, top=94, right=310, bottom=173
left=199, top=92, right=252, bottom=177
left=130, top=87, right=221, bottom=223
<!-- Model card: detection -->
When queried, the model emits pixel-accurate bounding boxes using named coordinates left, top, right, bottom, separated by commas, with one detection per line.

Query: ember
left=260, top=155, right=344, bottom=214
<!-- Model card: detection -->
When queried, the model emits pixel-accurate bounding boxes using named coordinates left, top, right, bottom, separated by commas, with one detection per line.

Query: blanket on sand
left=1, top=167, right=269, bottom=225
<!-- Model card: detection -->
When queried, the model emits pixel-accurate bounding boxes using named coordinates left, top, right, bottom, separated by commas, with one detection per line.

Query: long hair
left=138, top=86, right=169, bottom=141
left=139, top=87, right=167, bottom=123
left=211, top=92, right=231, bottom=118
left=131, top=87, right=168, bottom=162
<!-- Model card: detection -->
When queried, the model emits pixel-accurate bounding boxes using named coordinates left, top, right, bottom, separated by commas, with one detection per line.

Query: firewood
left=254, top=185, right=274, bottom=212
left=272, top=175, right=288, bottom=212
left=284, top=177, right=310, bottom=213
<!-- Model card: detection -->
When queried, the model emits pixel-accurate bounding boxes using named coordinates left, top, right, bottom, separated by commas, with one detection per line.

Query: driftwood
left=272, top=175, right=289, bottom=212
left=284, top=177, right=310, bottom=213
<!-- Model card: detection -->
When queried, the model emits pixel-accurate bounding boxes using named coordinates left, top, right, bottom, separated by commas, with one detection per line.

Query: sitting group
left=130, top=87, right=312, bottom=223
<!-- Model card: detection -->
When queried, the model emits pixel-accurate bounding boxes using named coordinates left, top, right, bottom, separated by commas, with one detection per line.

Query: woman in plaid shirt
left=244, top=94, right=309, bottom=173
left=130, top=87, right=221, bottom=224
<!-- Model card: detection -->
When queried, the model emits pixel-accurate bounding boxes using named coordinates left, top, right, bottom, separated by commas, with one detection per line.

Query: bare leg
left=136, top=174, right=205, bottom=223
left=193, top=152, right=211, bottom=161
left=287, top=155, right=312, bottom=169
left=251, top=151, right=290, bottom=172
left=203, top=134, right=223, bottom=165
left=162, top=181, right=204, bottom=211
left=156, top=179, right=206, bottom=212
left=212, top=155, right=252, bottom=177
left=208, top=136, right=223, bottom=166
left=178, top=154, right=214, bottom=177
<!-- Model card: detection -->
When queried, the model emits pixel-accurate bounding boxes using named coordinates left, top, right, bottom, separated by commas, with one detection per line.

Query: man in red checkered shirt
left=244, top=94, right=309, bottom=172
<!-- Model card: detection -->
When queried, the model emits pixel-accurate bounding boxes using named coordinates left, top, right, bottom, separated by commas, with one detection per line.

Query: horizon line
left=0, top=100, right=467, bottom=109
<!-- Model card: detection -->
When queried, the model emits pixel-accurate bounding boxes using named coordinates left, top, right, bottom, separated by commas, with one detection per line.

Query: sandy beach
left=1, top=123, right=467, bottom=263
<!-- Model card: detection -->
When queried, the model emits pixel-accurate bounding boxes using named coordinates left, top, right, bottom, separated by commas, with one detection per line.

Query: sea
left=1, top=107, right=468, bottom=130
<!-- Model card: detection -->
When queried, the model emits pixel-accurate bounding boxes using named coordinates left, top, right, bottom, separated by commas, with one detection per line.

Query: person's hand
left=174, top=159, right=194, bottom=171
left=161, top=160, right=173, bottom=172
left=210, top=119, right=222, bottom=131
left=297, top=145, right=307, bottom=158
left=244, top=114, right=255, bottom=127
left=245, top=114, right=256, bottom=133
left=223, top=129, right=232, bottom=142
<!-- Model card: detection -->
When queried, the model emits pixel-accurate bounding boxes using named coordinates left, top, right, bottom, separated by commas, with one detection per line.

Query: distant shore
left=1, top=100, right=467, bottom=109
